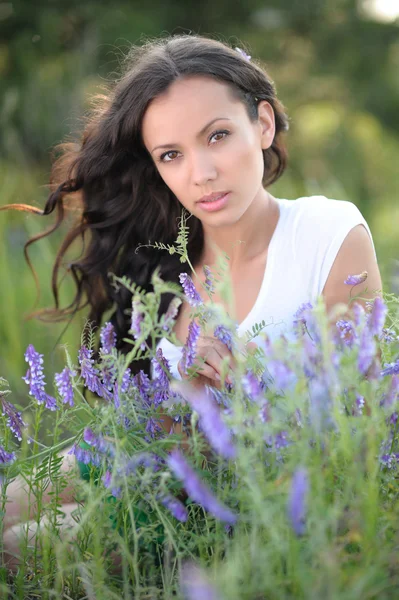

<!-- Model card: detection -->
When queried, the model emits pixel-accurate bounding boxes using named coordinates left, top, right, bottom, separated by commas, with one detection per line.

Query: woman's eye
left=210, top=130, right=230, bottom=143
left=159, top=150, right=180, bottom=163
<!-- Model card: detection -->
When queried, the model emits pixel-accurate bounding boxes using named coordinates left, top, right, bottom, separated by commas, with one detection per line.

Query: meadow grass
left=1, top=166, right=398, bottom=598
left=0, top=239, right=399, bottom=598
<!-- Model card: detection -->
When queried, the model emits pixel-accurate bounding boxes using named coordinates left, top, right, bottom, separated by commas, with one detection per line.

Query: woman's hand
left=177, top=334, right=236, bottom=389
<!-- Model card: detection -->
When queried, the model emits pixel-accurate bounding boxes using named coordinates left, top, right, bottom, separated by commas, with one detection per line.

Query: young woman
left=2, top=34, right=382, bottom=568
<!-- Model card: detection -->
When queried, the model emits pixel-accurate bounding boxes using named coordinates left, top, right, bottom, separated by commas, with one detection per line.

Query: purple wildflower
left=101, top=362, right=117, bottom=392
left=207, top=386, right=231, bottom=409
left=0, top=445, right=16, bottom=465
left=203, top=265, right=214, bottom=292
left=167, top=449, right=237, bottom=524
left=175, top=382, right=236, bottom=460
left=1, top=398, right=26, bottom=441
left=133, top=371, right=152, bottom=407
left=152, top=348, right=172, bottom=406
left=68, top=443, right=102, bottom=467
left=288, top=467, right=309, bottom=536
left=55, top=367, right=76, bottom=407
left=235, top=46, right=251, bottom=61
left=179, top=273, right=203, bottom=307
left=242, top=369, right=262, bottom=402
left=380, top=453, right=399, bottom=469
left=214, top=325, right=233, bottom=351
left=357, top=328, right=376, bottom=375
left=267, top=360, right=297, bottom=391
left=83, top=427, right=115, bottom=457
left=367, top=296, right=387, bottom=337
left=344, top=271, right=368, bottom=286
left=145, top=417, right=163, bottom=439
left=380, top=374, right=399, bottom=407
left=159, top=492, right=188, bottom=522
left=352, top=302, right=366, bottom=326
left=380, top=328, right=396, bottom=343
left=99, top=322, right=116, bottom=355
left=308, top=377, right=334, bottom=433
left=274, top=430, right=290, bottom=450
left=381, top=359, right=399, bottom=377
left=102, top=470, right=112, bottom=487
left=22, top=345, right=58, bottom=411
left=121, top=368, right=133, bottom=394
left=152, top=348, right=171, bottom=388
left=258, top=400, right=271, bottom=423
left=336, top=319, right=356, bottom=348
left=180, top=562, right=222, bottom=600
left=120, top=452, right=158, bottom=476
left=301, top=336, right=322, bottom=379
left=102, top=469, right=122, bottom=498
left=293, top=303, right=314, bottom=336
left=353, top=394, right=365, bottom=416
left=181, top=320, right=201, bottom=374
left=78, top=346, right=105, bottom=398
left=162, top=297, right=182, bottom=331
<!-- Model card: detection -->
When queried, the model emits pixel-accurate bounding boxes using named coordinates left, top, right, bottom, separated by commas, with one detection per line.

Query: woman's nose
left=190, top=152, right=217, bottom=187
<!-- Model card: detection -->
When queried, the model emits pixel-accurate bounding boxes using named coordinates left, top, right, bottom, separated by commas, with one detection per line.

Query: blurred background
left=1, top=0, right=398, bottom=405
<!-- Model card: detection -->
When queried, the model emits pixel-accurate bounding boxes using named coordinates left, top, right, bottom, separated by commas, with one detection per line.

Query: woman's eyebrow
left=150, top=117, right=231, bottom=153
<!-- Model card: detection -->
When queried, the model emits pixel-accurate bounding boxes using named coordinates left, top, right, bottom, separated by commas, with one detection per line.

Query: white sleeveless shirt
left=152, top=195, right=377, bottom=380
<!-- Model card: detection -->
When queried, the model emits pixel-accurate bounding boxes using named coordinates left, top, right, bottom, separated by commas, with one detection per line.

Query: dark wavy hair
left=2, top=34, right=289, bottom=375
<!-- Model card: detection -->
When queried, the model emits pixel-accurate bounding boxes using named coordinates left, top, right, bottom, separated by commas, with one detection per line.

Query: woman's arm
left=322, top=224, right=383, bottom=315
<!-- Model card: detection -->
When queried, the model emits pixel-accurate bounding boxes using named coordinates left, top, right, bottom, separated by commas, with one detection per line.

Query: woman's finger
left=178, top=356, right=220, bottom=383
left=198, top=336, right=237, bottom=371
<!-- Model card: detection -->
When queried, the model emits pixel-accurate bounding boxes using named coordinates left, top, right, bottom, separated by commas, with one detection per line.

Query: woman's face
left=141, top=75, right=275, bottom=227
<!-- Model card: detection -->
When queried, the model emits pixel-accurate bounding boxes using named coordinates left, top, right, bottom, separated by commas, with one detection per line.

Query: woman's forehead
left=142, top=76, right=243, bottom=149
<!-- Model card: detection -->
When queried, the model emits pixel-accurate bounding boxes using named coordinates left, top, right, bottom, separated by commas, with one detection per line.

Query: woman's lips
left=197, top=192, right=230, bottom=212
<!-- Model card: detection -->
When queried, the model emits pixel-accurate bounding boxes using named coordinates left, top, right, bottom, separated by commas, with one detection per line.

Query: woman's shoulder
left=278, top=194, right=373, bottom=258
left=280, top=195, right=366, bottom=235
left=284, top=194, right=361, bottom=216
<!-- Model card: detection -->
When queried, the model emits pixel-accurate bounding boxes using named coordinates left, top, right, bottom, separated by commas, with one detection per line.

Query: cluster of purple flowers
left=7, top=270, right=399, bottom=553
left=180, top=562, right=221, bottom=600
left=151, top=348, right=172, bottom=407
left=162, top=297, right=182, bottom=332
left=176, top=381, right=236, bottom=460
left=288, top=467, right=309, bottom=536
left=100, top=321, right=117, bottom=355
left=179, top=273, right=203, bottom=307
left=1, top=396, right=26, bottom=441
left=181, top=321, right=201, bottom=374
left=55, top=367, right=76, bottom=407
left=78, top=345, right=106, bottom=398
left=22, top=345, right=57, bottom=411
left=69, top=428, right=116, bottom=470
left=214, top=325, right=234, bottom=352
left=0, top=446, right=16, bottom=465
left=168, top=449, right=236, bottom=525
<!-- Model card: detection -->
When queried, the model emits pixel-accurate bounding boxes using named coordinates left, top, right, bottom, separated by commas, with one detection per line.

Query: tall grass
left=0, top=163, right=85, bottom=406
left=0, top=223, right=399, bottom=598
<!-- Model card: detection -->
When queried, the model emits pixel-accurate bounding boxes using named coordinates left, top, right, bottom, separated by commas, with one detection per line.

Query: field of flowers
left=1, top=218, right=399, bottom=599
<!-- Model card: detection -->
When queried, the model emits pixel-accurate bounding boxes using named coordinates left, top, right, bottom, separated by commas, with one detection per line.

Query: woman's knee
left=2, top=502, right=81, bottom=572
left=1, top=447, right=79, bottom=531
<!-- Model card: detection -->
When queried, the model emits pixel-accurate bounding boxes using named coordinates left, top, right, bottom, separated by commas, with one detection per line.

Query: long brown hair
left=1, top=34, right=289, bottom=375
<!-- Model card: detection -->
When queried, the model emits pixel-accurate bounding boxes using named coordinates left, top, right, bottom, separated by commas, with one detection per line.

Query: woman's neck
left=199, top=189, right=280, bottom=271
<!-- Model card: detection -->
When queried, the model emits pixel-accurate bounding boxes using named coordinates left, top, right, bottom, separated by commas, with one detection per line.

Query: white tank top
left=152, top=195, right=377, bottom=380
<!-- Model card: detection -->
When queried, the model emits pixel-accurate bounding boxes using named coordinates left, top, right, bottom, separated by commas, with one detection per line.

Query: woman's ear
left=257, top=100, right=275, bottom=150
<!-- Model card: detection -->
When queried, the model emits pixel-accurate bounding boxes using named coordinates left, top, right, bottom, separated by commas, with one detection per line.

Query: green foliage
left=1, top=265, right=399, bottom=597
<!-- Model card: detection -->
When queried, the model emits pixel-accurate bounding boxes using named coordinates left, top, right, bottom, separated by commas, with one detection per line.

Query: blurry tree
left=0, top=0, right=398, bottom=401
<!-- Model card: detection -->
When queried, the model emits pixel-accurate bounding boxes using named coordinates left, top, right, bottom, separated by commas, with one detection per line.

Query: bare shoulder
left=322, top=224, right=383, bottom=314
